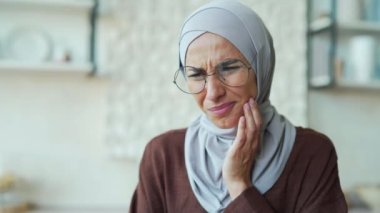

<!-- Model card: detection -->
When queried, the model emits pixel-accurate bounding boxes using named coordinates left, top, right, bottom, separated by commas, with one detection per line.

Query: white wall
left=308, top=89, right=380, bottom=189
left=0, top=72, right=135, bottom=209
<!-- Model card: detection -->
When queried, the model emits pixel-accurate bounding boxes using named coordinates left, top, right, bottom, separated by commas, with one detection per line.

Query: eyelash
left=188, top=73, right=202, bottom=77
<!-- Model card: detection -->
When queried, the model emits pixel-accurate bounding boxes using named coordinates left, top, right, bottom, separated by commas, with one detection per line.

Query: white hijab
left=180, top=1, right=296, bottom=212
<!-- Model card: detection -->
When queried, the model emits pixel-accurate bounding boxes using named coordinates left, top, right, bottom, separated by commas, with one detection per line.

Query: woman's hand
left=222, top=97, right=262, bottom=199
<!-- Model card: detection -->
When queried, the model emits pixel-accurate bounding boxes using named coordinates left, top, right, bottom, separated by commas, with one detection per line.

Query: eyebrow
left=186, top=58, right=241, bottom=70
left=218, top=59, right=240, bottom=67
left=185, top=66, right=205, bottom=73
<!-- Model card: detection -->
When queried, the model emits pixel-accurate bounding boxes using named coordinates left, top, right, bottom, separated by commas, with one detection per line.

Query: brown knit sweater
left=129, top=127, right=347, bottom=213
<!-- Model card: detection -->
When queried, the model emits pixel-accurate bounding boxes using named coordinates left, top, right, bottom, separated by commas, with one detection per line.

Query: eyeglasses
left=173, top=59, right=251, bottom=94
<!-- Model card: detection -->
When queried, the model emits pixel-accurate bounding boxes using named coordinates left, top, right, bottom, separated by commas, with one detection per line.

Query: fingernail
left=249, top=98, right=254, bottom=106
left=244, top=102, right=249, bottom=109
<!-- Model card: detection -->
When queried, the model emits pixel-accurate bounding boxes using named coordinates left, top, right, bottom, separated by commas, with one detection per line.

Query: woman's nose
left=205, top=75, right=225, bottom=101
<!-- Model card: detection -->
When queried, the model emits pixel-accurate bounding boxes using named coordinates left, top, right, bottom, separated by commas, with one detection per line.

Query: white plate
left=6, top=28, right=52, bottom=62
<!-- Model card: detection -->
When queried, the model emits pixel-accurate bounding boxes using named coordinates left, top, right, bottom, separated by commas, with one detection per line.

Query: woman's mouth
left=208, top=102, right=236, bottom=117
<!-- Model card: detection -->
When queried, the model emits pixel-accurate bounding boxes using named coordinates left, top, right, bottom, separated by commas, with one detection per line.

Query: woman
left=129, top=1, right=347, bottom=212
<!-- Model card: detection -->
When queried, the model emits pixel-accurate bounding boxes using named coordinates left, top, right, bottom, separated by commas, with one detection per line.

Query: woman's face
left=185, top=33, right=257, bottom=129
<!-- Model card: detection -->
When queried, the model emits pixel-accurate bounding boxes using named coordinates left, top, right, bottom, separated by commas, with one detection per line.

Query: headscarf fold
left=181, top=1, right=296, bottom=212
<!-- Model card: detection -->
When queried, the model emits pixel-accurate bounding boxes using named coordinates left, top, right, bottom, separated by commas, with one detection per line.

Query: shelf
left=309, top=17, right=333, bottom=33
left=338, top=21, right=380, bottom=33
left=336, top=79, right=380, bottom=90
left=0, top=60, right=94, bottom=73
left=309, top=19, right=380, bottom=34
left=308, top=0, right=380, bottom=90
left=0, top=0, right=94, bottom=11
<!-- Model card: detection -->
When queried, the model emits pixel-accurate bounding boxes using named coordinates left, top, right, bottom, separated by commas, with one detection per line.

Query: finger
left=229, top=116, right=246, bottom=156
left=235, top=116, right=246, bottom=150
left=241, top=102, right=255, bottom=159
left=249, top=98, right=262, bottom=153
left=250, top=98, right=262, bottom=132
left=244, top=103, right=255, bottom=151
left=243, top=101, right=255, bottom=144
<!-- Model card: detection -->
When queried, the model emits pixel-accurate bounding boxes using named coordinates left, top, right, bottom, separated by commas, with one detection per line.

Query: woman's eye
left=221, top=66, right=241, bottom=72
left=188, top=73, right=202, bottom=77
left=186, top=71, right=205, bottom=80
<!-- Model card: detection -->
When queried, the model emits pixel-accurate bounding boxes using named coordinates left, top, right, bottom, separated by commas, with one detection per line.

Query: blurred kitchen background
left=0, top=0, right=379, bottom=212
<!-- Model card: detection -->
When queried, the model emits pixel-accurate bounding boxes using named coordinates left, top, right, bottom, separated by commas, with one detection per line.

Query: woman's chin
left=209, top=115, right=240, bottom=129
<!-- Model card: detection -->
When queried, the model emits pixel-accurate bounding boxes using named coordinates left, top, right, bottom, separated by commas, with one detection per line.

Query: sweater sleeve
left=224, top=186, right=276, bottom=213
left=225, top=130, right=347, bottom=213
left=298, top=145, right=348, bottom=213
left=129, top=139, right=167, bottom=213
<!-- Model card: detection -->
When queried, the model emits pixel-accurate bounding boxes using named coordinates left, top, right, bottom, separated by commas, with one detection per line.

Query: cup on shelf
left=347, top=35, right=377, bottom=82
left=52, top=45, right=72, bottom=63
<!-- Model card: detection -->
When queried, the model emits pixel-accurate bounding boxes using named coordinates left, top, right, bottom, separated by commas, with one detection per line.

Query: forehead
left=185, top=33, right=248, bottom=66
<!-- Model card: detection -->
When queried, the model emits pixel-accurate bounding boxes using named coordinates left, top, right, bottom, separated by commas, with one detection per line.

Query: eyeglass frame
left=173, top=58, right=253, bottom=94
